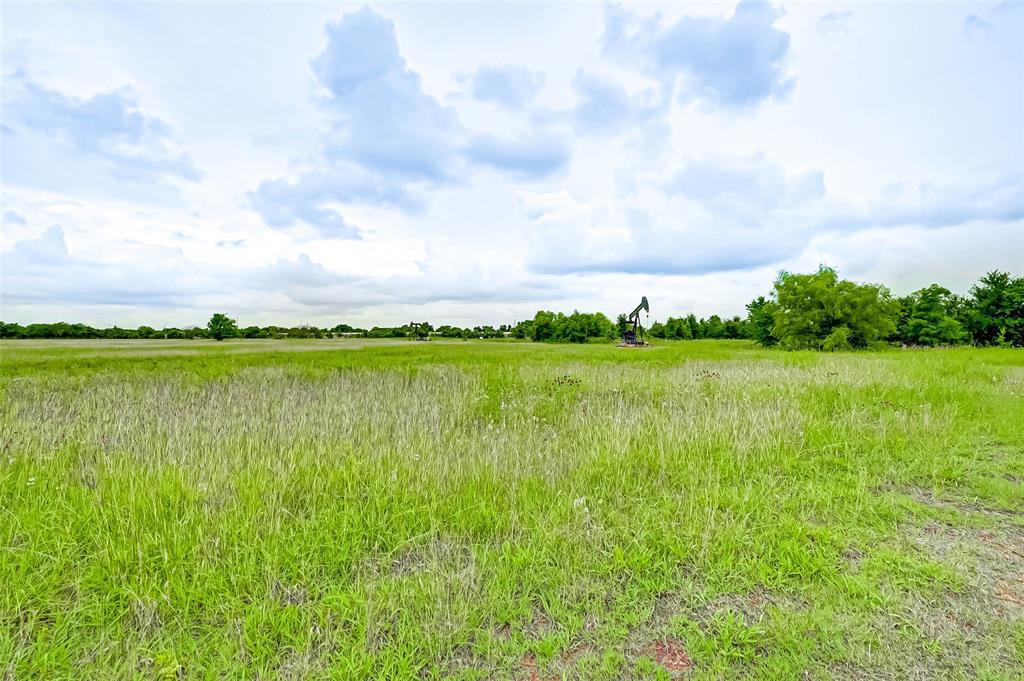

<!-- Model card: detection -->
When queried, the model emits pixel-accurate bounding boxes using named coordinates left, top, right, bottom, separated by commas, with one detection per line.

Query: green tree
left=746, top=296, right=779, bottom=347
left=772, top=266, right=897, bottom=350
left=724, top=316, right=747, bottom=339
left=207, top=313, right=238, bottom=341
left=593, top=312, right=617, bottom=340
left=521, top=310, right=616, bottom=343
left=703, top=315, right=726, bottom=339
left=437, top=325, right=466, bottom=338
left=901, top=285, right=967, bottom=346
left=562, top=312, right=589, bottom=343
left=530, top=311, right=556, bottom=342
left=822, top=325, right=852, bottom=351
left=662, top=317, right=693, bottom=340
left=967, top=270, right=1024, bottom=346
left=615, top=313, right=629, bottom=338
left=945, top=293, right=975, bottom=338
left=0, top=322, right=23, bottom=338
left=685, top=314, right=701, bottom=339
left=892, top=294, right=914, bottom=343
left=511, top=320, right=531, bottom=339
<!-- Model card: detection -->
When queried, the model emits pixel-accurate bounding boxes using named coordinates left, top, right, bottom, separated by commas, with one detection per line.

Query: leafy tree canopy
left=967, top=270, right=1024, bottom=346
left=207, top=313, right=239, bottom=341
left=770, top=266, right=898, bottom=350
left=746, top=296, right=779, bottom=347
left=899, top=285, right=967, bottom=346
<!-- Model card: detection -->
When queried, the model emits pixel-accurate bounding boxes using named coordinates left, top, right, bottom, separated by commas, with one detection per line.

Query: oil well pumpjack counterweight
left=622, top=296, right=649, bottom=346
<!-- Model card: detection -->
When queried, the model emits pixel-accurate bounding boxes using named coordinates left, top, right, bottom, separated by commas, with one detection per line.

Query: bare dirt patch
left=519, top=652, right=559, bottom=681
left=648, top=638, right=694, bottom=674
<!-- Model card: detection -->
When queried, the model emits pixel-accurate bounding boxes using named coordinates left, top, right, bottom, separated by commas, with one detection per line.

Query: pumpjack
left=621, top=296, right=649, bottom=346
left=410, top=322, right=431, bottom=341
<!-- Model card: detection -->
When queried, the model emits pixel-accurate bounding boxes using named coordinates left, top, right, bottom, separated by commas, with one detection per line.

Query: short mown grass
left=1, top=339, right=1022, bottom=679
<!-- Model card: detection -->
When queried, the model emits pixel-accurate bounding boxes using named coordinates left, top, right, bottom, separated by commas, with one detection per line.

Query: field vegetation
left=1, top=339, right=1022, bottom=679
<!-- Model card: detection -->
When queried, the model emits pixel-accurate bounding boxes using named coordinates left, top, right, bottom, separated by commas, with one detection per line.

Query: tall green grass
left=1, top=340, right=1022, bottom=679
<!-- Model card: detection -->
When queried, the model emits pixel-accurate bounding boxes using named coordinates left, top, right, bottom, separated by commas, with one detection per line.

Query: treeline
left=363, top=323, right=513, bottom=339
left=648, top=315, right=750, bottom=340
left=357, top=312, right=628, bottom=343
left=0, top=313, right=619, bottom=343
left=508, top=310, right=753, bottom=343
left=0, top=320, right=515, bottom=341
left=511, top=311, right=618, bottom=343
left=746, top=268, right=1023, bottom=350
left=3, top=269, right=1019, bottom=349
left=0, top=321, right=341, bottom=340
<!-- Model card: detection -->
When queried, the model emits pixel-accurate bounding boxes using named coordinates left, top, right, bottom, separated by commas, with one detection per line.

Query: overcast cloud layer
left=2, top=1, right=1022, bottom=327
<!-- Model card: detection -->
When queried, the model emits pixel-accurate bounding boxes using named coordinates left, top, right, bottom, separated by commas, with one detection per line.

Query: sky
left=1, top=1, right=1022, bottom=329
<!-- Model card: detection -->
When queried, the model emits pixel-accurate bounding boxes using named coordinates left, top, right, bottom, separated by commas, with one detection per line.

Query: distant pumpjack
left=410, top=322, right=431, bottom=341
left=622, top=296, right=649, bottom=346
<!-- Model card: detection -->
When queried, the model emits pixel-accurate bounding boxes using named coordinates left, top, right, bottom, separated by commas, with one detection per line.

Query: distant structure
left=621, top=296, right=649, bottom=346
left=410, top=322, right=431, bottom=341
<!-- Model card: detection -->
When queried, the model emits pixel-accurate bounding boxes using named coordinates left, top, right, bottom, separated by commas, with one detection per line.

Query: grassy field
left=1, top=339, right=1022, bottom=680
